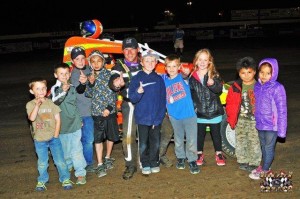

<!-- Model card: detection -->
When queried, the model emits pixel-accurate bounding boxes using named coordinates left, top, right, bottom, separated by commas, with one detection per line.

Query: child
left=85, top=50, right=120, bottom=178
left=226, top=57, right=262, bottom=172
left=249, top=58, right=287, bottom=180
left=26, top=77, right=73, bottom=191
left=164, top=54, right=199, bottom=174
left=128, top=50, right=166, bottom=175
left=189, top=48, right=226, bottom=166
left=49, top=63, right=87, bottom=185
left=70, top=46, right=95, bottom=173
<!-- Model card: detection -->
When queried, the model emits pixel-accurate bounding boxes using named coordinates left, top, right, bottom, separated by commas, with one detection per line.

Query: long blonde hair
left=193, top=48, right=220, bottom=79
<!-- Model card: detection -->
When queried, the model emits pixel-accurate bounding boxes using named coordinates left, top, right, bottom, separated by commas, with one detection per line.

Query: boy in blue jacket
left=128, top=50, right=166, bottom=175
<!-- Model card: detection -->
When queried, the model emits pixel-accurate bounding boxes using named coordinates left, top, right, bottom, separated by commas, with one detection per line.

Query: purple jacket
left=254, top=58, right=287, bottom=138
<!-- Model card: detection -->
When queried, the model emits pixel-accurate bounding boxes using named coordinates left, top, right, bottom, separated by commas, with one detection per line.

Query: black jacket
left=108, top=59, right=142, bottom=101
left=189, top=72, right=224, bottom=119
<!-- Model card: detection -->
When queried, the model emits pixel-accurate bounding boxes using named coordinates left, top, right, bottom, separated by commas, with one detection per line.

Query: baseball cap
left=71, top=46, right=86, bottom=60
left=141, top=50, right=159, bottom=60
left=122, top=37, right=139, bottom=50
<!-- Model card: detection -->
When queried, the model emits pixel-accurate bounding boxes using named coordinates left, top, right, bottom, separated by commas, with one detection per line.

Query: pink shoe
left=251, top=165, right=262, bottom=174
left=215, top=153, right=226, bottom=166
left=196, top=153, right=204, bottom=166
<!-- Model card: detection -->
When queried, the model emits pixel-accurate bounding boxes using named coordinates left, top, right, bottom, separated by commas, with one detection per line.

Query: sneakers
left=122, top=166, right=137, bottom=180
left=96, top=164, right=107, bottom=178
left=215, top=153, right=226, bottom=166
left=249, top=169, right=263, bottom=180
left=160, top=155, right=173, bottom=167
left=189, top=161, right=200, bottom=174
left=176, top=158, right=186, bottom=169
left=251, top=165, right=263, bottom=174
left=142, top=167, right=151, bottom=175
left=238, top=163, right=249, bottom=171
left=76, top=176, right=86, bottom=185
left=196, top=153, right=204, bottom=166
left=104, top=157, right=115, bottom=170
left=150, top=167, right=160, bottom=173
left=62, top=179, right=73, bottom=190
left=85, top=164, right=96, bottom=173
left=35, top=182, right=47, bottom=191
left=247, top=165, right=258, bottom=173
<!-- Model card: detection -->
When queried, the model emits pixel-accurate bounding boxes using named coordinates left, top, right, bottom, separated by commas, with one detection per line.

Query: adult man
left=173, top=24, right=185, bottom=56
left=110, top=37, right=174, bottom=179
left=109, top=37, right=142, bottom=180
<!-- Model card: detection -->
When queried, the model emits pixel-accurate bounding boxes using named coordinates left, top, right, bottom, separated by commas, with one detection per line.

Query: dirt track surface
left=0, top=38, right=299, bottom=198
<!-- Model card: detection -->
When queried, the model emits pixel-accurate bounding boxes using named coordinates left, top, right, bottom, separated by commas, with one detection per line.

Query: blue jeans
left=170, top=115, right=197, bottom=162
left=34, top=137, right=70, bottom=183
left=59, top=129, right=87, bottom=177
left=258, top=130, right=277, bottom=171
left=81, top=116, right=94, bottom=166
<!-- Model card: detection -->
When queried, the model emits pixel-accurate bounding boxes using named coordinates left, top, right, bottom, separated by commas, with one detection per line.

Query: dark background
left=1, top=0, right=299, bottom=35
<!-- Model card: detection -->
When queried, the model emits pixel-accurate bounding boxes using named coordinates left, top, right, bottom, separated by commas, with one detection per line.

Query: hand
left=79, top=70, right=88, bottom=84
left=88, top=70, right=96, bottom=84
left=35, top=97, right=45, bottom=106
left=207, top=78, right=214, bottom=86
left=102, top=109, right=110, bottom=117
left=62, top=82, right=70, bottom=92
left=137, top=81, right=144, bottom=94
left=113, top=72, right=125, bottom=89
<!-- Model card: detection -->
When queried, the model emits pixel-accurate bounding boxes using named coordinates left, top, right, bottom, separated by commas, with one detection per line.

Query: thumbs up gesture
left=113, top=72, right=125, bottom=90
left=137, top=81, right=144, bottom=94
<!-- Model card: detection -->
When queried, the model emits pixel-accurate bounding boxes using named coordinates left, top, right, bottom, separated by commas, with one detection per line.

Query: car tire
left=221, top=114, right=236, bottom=158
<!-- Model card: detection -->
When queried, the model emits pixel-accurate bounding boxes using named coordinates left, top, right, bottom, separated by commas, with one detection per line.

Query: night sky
left=1, top=0, right=299, bottom=35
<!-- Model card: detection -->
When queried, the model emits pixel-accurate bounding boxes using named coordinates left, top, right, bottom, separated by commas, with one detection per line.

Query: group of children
left=26, top=38, right=287, bottom=191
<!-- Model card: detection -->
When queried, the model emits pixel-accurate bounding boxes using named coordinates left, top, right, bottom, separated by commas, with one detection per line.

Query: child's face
left=239, top=67, right=256, bottom=85
left=165, top=60, right=180, bottom=79
left=259, top=65, right=272, bottom=84
left=90, top=55, right=104, bottom=70
left=30, top=82, right=47, bottom=99
left=195, top=52, right=210, bottom=70
left=72, top=55, right=86, bottom=69
left=54, top=67, right=71, bottom=84
left=141, top=56, right=157, bottom=74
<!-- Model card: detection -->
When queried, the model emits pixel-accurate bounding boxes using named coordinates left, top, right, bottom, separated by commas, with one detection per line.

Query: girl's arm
left=274, top=84, right=287, bottom=138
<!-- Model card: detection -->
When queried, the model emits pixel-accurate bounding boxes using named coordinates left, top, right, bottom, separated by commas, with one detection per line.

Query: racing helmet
left=80, top=19, right=103, bottom=39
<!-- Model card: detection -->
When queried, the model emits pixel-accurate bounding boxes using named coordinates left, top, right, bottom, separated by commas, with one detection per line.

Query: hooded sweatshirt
left=254, top=58, right=287, bottom=138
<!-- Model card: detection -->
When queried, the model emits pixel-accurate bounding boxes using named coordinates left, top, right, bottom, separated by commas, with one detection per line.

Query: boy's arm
left=28, top=101, right=40, bottom=121
left=128, top=78, right=143, bottom=103
left=76, top=83, right=86, bottom=94
left=53, top=112, right=61, bottom=138
left=28, top=98, right=45, bottom=121
left=51, top=86, right=68, bottom=105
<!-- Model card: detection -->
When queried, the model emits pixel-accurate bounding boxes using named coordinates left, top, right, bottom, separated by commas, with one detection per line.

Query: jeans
left=258, top=130, right=277, bottom=171
left=138, top=124, right=161, bottom=168
left=59, top=129, right=87, bottom=177
left=170, top=115, right=197, bottom=162
left=81, top=116, right=94, bottom=166
left=34, top=137, right=70, bottom=183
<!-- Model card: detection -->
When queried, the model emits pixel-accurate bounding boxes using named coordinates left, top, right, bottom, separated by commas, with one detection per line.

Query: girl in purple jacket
left=249, top=58, right=287, bottom=180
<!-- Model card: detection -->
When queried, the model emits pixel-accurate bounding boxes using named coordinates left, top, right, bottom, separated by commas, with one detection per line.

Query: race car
left=62, top=19, right=236, bottom=158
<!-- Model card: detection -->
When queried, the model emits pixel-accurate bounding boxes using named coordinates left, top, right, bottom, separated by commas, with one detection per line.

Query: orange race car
left=62, top=19, right=236, bottom=158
